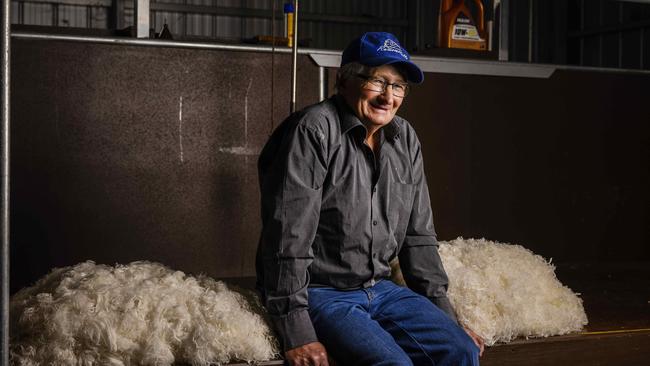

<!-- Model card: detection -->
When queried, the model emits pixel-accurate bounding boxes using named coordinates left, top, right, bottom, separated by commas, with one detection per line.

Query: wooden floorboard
left=226, top=361, right=284, bottom=366
left=554, top=262, right=650, bottom=332
left=481, top=329, right=650, bottom=366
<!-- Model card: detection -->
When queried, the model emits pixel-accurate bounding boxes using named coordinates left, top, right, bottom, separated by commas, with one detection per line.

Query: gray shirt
left=256, top=95, right=456, bottom=351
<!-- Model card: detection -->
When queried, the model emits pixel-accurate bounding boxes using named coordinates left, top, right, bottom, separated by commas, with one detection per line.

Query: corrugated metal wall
left=568, top=0, right=650, bottom=69
left=9, top=0, right=650, bottom=69
left=11, top=0, right=409, bottom=49
left=12, top=1, right=109, bottom=28
left=299, top=0, right=407, bottom=49
left=153, top=0, right=409, bottom=47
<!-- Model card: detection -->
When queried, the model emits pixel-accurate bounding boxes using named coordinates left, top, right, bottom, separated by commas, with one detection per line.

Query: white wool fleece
left=438, top=238, right=588, bottom=345
left=10, top=261, right=279, bottom=366
left=12, top=238, right=588, bottom=363
left=390, top=238, right=588, bottom=345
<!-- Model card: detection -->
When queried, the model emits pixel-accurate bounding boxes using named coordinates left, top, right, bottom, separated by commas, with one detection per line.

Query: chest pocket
left=386, top=157, right=415, bottom=226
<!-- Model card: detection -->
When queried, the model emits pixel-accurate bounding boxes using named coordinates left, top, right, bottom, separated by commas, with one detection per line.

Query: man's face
left=340, top=64, right=406, bottom=131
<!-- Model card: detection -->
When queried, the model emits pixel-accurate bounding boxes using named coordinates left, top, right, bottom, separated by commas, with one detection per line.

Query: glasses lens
left=358, top=75, right=409, bottom=98
left=366, top=79, right=385, bottom=93
left=393, top=84, right=408, bottom=97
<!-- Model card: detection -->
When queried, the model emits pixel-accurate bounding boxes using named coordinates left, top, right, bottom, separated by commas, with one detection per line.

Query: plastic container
left=438, top=0, right=487, bottom=51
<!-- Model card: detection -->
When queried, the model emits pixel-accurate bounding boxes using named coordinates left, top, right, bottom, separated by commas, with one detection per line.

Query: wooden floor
left=222, top=262, right=650, bottom=366
left=481, top=329, right=650, bottom=366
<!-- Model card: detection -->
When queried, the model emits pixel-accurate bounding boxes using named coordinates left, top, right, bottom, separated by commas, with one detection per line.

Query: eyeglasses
left=356, top=74, right=410, bottom=98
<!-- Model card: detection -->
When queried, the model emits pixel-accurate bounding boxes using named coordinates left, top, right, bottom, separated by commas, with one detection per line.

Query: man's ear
left=336, top=78, right=346, bottom=92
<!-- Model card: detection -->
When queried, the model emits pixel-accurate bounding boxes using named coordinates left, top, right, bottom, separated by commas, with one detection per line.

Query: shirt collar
left=332, top=94, right=401, bottom=142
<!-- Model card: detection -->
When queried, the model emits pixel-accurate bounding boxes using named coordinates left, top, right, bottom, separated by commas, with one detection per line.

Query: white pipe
left=12, top=32, right=337, bottom=55
left=290, top=0, right=298, bottom=113
left=135, top=0, right=150, bottom=38
left=318, top=66, right=326, bottom=101
left=1, top=0, right=11, bottom=362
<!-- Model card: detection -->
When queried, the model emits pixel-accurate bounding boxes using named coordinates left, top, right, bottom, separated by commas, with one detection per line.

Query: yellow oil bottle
left=438, top=0, right=487, bottom=51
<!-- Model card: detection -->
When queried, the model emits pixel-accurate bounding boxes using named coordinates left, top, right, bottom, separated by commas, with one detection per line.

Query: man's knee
left=446, top=335, right=479, bottom=366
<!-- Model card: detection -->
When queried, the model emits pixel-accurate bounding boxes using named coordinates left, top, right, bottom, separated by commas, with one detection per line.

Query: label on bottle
left=451, top=23, right=482, bottom=41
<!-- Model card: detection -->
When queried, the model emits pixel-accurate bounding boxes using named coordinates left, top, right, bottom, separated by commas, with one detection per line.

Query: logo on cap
left=377, top=39, right=409, bottom=60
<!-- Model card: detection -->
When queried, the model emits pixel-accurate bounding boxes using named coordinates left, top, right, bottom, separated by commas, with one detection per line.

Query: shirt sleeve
left=257, top=118, right=328, bottom=351
left=397, top=135, right=458, bottom=323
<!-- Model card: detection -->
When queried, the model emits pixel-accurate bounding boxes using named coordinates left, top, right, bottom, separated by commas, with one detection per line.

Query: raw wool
left=10, top=261, right=279, bottom=366
left=437, top=238, right=588, bottom=345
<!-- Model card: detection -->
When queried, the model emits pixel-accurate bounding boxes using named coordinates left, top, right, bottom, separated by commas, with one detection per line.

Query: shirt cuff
left=270, top=308, right=319, bottom=351
left=431, top=296, right=458, bottom=324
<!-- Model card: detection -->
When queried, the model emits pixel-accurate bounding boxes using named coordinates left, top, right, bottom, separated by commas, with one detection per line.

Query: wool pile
left=436, top=237, right=588, bottom=345
left=10, top=261, right=278, bottom=366
left=11, top=239, right=588, bottom=363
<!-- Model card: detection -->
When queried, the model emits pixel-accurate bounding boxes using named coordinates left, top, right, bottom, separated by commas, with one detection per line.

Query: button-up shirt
left=256, top=94, right=456, bottom=351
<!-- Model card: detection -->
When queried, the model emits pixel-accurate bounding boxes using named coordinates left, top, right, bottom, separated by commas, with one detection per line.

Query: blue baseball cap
left=341, top=32, right=424, bottom=84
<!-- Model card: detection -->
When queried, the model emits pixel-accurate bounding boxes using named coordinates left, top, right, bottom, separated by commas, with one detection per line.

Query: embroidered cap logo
left=376, top=39, right=409, bottom=60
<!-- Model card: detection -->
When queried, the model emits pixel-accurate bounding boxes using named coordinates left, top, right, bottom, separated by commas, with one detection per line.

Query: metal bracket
left=309, top=53, right=556, bottom=79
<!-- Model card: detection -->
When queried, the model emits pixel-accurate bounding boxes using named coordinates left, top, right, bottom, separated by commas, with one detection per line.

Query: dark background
left=9, top=38, right=649, bottom=293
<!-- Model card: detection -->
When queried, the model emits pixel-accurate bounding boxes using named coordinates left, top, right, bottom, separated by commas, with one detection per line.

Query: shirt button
left=372, top=187, right=377, bottom=193
left=372, top=253, right=377, bottom=258
left=373, top=220, right=378, bottom=226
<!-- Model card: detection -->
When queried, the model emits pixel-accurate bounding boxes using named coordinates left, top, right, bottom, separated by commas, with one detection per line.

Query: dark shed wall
left=11, top=39, right=650, bottom=292
left=10, top=39, right=319, bottom=292
left=400, top=70, right=650, bottom=262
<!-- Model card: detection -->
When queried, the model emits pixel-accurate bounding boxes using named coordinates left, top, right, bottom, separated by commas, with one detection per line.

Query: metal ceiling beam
left=309, top=52, right=650, bottom=78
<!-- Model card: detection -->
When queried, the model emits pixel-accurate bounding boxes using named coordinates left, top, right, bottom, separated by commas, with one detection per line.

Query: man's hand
left=463, top=326, right=485, bottom=357
left=285, top=341, right=330, bottom=366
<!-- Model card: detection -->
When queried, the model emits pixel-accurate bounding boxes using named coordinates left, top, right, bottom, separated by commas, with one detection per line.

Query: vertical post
left=528, top=0, right=533, bottom=63
left=499, top=0, right=510, bottom=61
left=270, top=0, right=276, bottom=132
left=641, top=27, right=645, bottom=69
left=552, top=0, right=568, bottom=64
left=579, top=0, right=584, bottom=65
left=318, top=66, right=326, bottom=102
left=290, top=0, right=298, bottom=113
left=110, top=0, right=125, bottom=30
left=406, top=0, right=420, bottom=52
left=598, top=0, right=603, bottom=67
left=617, top=2, right=623, bottom=68
left=134, top=0, right=150, bottom=38
left=1, top=0, right=10, bottom=363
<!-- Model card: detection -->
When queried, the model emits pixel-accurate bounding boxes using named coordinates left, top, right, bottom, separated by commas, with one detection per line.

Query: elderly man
left=257, top=32, right=483, bottom=366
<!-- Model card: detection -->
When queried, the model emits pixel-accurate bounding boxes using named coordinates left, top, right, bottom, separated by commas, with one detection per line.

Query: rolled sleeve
left=258, top=119, right=328, bottom=350
left=270, top=309, right=319, bottom=351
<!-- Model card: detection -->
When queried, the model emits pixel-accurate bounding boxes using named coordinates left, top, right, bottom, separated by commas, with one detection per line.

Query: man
left=257, top=32, right=483, bottom=366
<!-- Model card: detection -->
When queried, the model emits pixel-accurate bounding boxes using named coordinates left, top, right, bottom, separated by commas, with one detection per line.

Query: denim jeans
left=307, top=280, right=479, bottom=366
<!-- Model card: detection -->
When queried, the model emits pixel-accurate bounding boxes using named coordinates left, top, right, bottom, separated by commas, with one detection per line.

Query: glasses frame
left=355, top=73, right=410, bottom=98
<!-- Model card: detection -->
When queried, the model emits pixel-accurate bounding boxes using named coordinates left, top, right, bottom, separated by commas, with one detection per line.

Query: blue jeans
left=307, top=280, right=479, bottom=366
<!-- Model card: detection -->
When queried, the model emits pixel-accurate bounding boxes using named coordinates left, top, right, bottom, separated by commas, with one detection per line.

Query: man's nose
left=378, top=85, right=394, bottom=102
